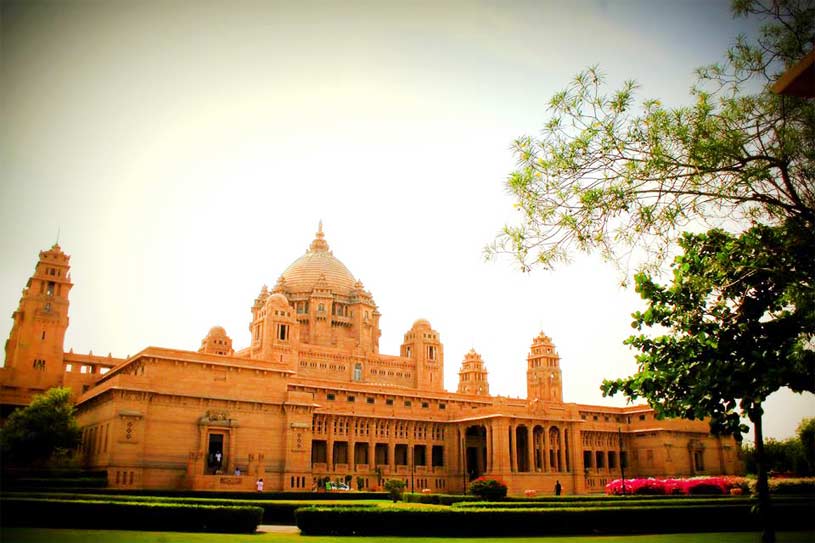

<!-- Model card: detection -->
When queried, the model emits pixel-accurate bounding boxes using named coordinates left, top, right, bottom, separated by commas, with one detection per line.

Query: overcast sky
left=2, top=0, right=811, bottom=441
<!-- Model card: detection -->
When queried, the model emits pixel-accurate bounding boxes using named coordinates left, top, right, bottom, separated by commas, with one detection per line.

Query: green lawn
left=2, top=529, right=814, bottom=543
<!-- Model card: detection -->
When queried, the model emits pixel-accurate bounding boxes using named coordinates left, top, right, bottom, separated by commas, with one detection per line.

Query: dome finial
left=310, top=220, right=329, bottom=252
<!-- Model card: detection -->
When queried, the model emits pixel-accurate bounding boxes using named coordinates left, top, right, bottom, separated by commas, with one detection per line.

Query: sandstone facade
left=1, top=225, right=742, bottom=494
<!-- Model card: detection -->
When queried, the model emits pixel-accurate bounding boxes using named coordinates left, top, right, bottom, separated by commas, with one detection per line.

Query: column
left=527, top=425, right=535, bottom=473
left=508, top=423, right=516, bottom=473
left=326, top=415, right=334, bottom=471
left=543, top=425, right=550, bottom=472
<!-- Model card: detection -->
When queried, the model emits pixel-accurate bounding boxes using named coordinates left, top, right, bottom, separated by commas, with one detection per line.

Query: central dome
left=278, top=223, right=358, bottom=296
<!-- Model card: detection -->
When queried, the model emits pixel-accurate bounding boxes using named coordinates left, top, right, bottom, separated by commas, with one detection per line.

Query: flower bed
left=605, top=476, right=747, bottom=495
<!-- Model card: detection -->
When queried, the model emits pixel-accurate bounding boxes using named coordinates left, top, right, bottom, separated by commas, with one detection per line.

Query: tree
left=383, top=478, right=405, bottom=502
left=601, top=222, right=814, bottom=542
left=487, top=1, right=814, bottom=274
left=796, top=417, right=815, bottom=474
left=0, top=387, right=81, bottom=466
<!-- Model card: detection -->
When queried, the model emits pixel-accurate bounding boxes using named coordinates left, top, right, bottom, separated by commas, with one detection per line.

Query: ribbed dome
left=279, top=223, right=358, bottom=296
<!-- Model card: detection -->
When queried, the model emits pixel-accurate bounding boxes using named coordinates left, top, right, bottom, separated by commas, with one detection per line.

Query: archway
left=465, top=425, right=487, bottom=481
left=515, top=425, right=530, bottom=472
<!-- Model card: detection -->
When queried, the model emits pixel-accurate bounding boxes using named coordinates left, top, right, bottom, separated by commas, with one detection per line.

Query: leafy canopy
left=487, top=0, right=814, bottom=274
left=0, top=387, right=81, bottom=465
left=601, top=221, right=814, bottom=441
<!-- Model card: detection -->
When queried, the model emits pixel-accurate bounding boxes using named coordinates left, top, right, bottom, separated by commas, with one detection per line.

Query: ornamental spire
left=309, top=220, right=330, bottom=253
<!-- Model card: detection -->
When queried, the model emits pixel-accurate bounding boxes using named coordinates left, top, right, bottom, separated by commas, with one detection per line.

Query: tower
left=457, top=348, right=490, bottom=396
left=2, top=244, right=73, bottom=401
left=401, top=319, right=444, bottom=392
left=526, top=332, right=562, bottom=403
left=249, top=292, right=300, bottom=367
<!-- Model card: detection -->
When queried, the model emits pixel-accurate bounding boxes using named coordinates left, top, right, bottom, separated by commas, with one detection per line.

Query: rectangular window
left=395, top=444, right=408, bottom=466
left=278, top=324, right=289, bottom=341
left=404, top=400, right=412, bottom=407
left=421, top=402, right=429, bottom=408
left=327, top=393, right=335, bottom=401
left=366, top=397, right=375, bottom=404
left=347, top=396, right=355, bottom=402
left=432, top=445, right=444, bottom=467
left=414, top=445, right=427, bottom=466
left=386, top=399, right=394, bottom=406
left=439, top=403, right=446, bottom=410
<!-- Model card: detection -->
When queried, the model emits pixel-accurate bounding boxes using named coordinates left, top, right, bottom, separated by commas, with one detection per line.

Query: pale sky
left=1, top=0, right=811, bottom=442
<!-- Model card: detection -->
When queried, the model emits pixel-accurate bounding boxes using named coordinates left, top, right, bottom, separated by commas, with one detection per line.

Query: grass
left=2, top=529, right=814, bottom=543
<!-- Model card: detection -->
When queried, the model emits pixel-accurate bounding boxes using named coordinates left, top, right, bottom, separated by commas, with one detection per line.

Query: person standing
left=555, top=480, right=562, bottom=496
left=256, top=478, right=264, bottom=493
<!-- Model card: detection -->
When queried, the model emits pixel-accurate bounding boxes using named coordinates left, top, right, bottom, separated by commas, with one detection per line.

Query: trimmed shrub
left=468, top=477, right=507, bottom=500
left=295, top=502, right=815, bottom=536
left=0, top=492, right=379, bottom=525
left=384, top=479, right=405, bottom=502
left=403, top=492, right=478, bottom=505
left=0, top=498, right=262, bottom=533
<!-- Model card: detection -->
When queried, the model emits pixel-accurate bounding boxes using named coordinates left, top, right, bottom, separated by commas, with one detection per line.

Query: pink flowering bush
left=605, top=476, right=746, bottom=495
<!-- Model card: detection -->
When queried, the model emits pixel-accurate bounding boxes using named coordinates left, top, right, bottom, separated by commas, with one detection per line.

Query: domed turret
left=199, top=325, right=234, bottom=356
left=401, top=318, right=444, bottom=392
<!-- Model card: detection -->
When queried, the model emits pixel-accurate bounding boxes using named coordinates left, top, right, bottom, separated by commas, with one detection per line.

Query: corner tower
left=2, top=244, right=73, bottom=402
left=526, top=332, right=562, bottom=403
left=401, top=319, right=444, bottom=392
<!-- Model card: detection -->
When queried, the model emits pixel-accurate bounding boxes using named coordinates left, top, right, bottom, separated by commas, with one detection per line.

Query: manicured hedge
left=1, top=492, right=381, bottom=525
left=403, top=492, right=479, bottom=505
left=0, top=498, right=263, bottom=533
left=31, top=488, right=388, bottom=500
left=452, top=497, right=754, bottom=509
left=295, top=502, right=815, bottom=536
left=765, top=478, right=815, bottom=495
left=5, top=477, right=108, bottom=489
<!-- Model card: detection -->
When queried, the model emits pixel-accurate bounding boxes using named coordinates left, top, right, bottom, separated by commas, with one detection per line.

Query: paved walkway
left=257, top=525, right=300, bottom=534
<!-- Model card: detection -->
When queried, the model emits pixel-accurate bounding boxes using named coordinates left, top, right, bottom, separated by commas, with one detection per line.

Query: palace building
left=0, top=225, right=742, bottom=494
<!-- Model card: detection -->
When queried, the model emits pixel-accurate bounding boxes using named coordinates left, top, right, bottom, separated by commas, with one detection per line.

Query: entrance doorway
left=207, top=433, right=225, bottom=474
left=465, top=425, right=487, bottom=481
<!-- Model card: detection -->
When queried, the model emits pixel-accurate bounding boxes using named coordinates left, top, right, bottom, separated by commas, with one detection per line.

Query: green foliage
left=488, top=1, right=814, bottom=274
left=601, top=222, right=814, bottom=439
left=797, top=417, right=815, bottom=473
left=467, top=477, right=508, bottom=500
left=742, top=437, right=810, bottom=476
left=0, top=498, right=263, bottom=533
left=0, top=388, right=81, bottom=466
left=383, top=479, right=405, bottom=502
left=602, top=222, right=814, bottom=542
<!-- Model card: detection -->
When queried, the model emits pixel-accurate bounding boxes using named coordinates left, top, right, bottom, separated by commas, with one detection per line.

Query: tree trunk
left=751, top=411, right=775, bottom=543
